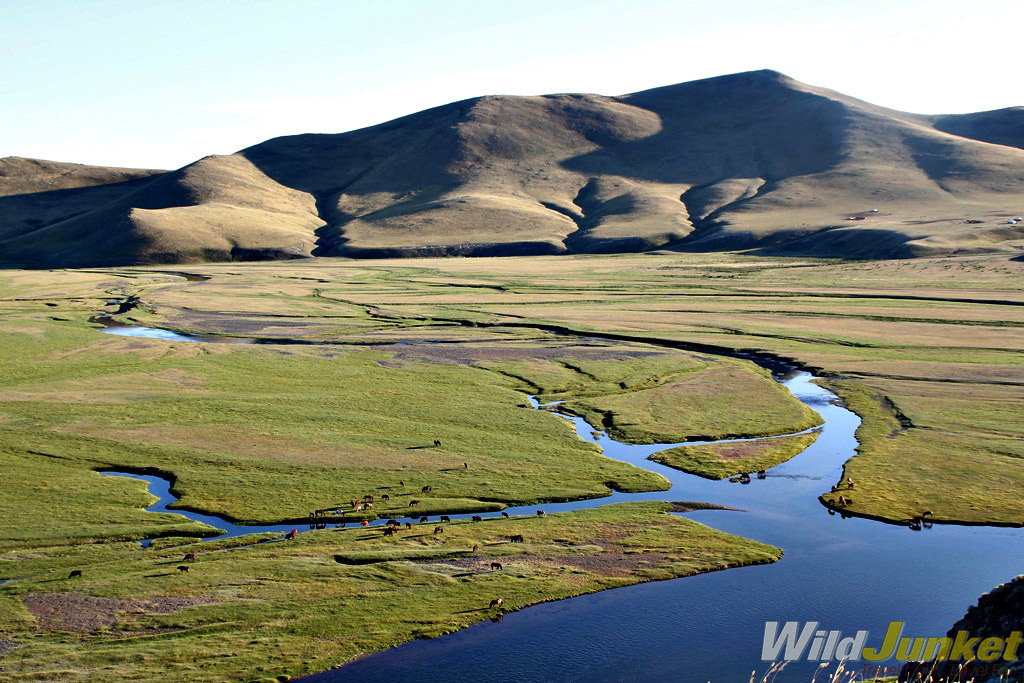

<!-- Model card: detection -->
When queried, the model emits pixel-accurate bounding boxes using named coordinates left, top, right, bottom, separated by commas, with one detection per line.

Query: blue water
left=93, top=324, right=1024, bottom=682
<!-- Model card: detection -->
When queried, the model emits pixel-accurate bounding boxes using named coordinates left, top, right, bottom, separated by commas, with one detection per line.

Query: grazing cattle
left=183, top=552, right=196, bottom=561
left=536, top=510, right=545, bottom=517
left=501, top=511, right=509, bottom=518
left=383, top=527, right=395, bottom=537
left=177, top=565, right=190, bottom=572
left=491, top=562, right=503, bottom=571
left=847, top=478, right=855, bottom=489
left=360, top=520, right=369, bottom=527
left=381, top=494, right=390, bottom=501
left=422, top=485, right=432, bottom=493
left=509, top=534, right=524, bottom=543
left=406, top=522, right=413, bottom=529
left=489, top=598, right=504, bottom=609
left=409, top=500, right=420, bottom=507
left=434, top=526, right=444, bottom=534
left=419, top=516, right=428, bottom=523
left=68, top=569, right=82, bottom=579
left=472, top=515, right=483, bottom=522
left=440, top=515, right=451, bottom=522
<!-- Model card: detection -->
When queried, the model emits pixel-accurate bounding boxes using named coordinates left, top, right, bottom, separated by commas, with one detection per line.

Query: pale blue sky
left=2, top=0, right=1020, bottom=169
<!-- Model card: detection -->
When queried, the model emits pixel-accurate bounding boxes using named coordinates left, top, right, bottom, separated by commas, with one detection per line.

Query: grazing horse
left=536, top=510, right=545, bottom=517
left=409, top=499, right=420, bottom=507
left=363, top=494, right=374, bottom=502
left=501, top=511, right=509, bottom=518
left=847, top=478, right=855, bottom=489
left=364, top=503, right=374, bottom=510
left=360, top=520, right=369, bottom=527
left=419, top=516, right=428, bottom=523
left=440, top=515, right=451, bottom=522
left=383, top=527, right=395, bottom=537
left=387, top=519, right=399, bottom=526
left=285, top=529, right=298, bottom=540
left=68, top=569, right=82, bottom=578
left=183, top=552, right=196, bottom=561
left=509, top=534, right=524, bottom=543
left=177, top=565, right=190, bottom=572
left=354, top=504, right=363, bottom=512
left=422, top=485, right=432, bottom=493
left=406, top=522, right=413, bottom=529
left=434, top=526, right=444, bottom=534
left=434, top=439, right=442, bottom=447
left=489, top=598, right=504, bottom=609
left=381, top=494, right=391, bottom=501
left=491, top=562, right=503, bottom=571
left=472, top=515, right=483, bottom=522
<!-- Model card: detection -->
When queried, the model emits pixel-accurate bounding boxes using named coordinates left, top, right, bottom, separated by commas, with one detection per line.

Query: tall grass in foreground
left=745, top=659, right=1014, bottom=682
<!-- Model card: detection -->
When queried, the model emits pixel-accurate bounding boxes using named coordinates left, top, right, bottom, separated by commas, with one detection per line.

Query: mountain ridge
left=3, top=69, right=1023, bottom=266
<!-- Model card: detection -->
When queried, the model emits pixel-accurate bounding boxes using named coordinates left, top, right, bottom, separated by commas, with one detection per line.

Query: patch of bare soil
left=23, top=593, right=212, bottom=633
left=555, top=551, right=668, bottom=576
left=0, top=638, right=19, bottom=656
left=371, top=342, right=662, bottom=366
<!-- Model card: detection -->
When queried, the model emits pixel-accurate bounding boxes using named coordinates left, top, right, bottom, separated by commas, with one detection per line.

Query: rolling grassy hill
left=3, top=70, right=1023, bottom=266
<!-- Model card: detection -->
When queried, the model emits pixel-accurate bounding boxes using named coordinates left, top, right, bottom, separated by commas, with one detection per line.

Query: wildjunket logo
left=762, top=621, right=1023, bottom=663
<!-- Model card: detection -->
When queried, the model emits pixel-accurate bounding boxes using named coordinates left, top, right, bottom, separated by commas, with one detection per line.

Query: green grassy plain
left=1, top=250, right=1022, bottom=680
left=0, top=502, right=780, bottom=682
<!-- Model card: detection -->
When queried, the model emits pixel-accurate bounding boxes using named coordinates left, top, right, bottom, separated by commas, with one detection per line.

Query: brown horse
left=387, top=519, right=399, bottom=526
left=383, top=527, right=396, bottom=537
left=422, top=485, right=432, bottom=493
left=472, top=515, right=483, bottom=522
left=409, top=500, right=420, bottom=507
left=285, top=529, right=297, bottom=540
left=360, top=520, right=369, bottom=527
left=183, top=552, right=196, bottom=561
left=381, top=493, right=391, bottom=501
left=419, top=516, right=428, bottom=523
left=440, top=515, right=451, bottom=522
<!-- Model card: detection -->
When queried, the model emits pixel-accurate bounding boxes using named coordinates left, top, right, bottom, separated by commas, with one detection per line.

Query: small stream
left=93, top=322, right=1024, bottom=682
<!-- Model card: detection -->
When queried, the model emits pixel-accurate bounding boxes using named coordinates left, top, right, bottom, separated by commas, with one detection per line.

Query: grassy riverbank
left=651, top=431, right=821, bottom=480
left=0, top=502, right=781, bottom=682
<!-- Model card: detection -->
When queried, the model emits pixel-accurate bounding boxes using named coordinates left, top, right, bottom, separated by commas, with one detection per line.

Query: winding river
left=95, top=322, right=1024, bottom=682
